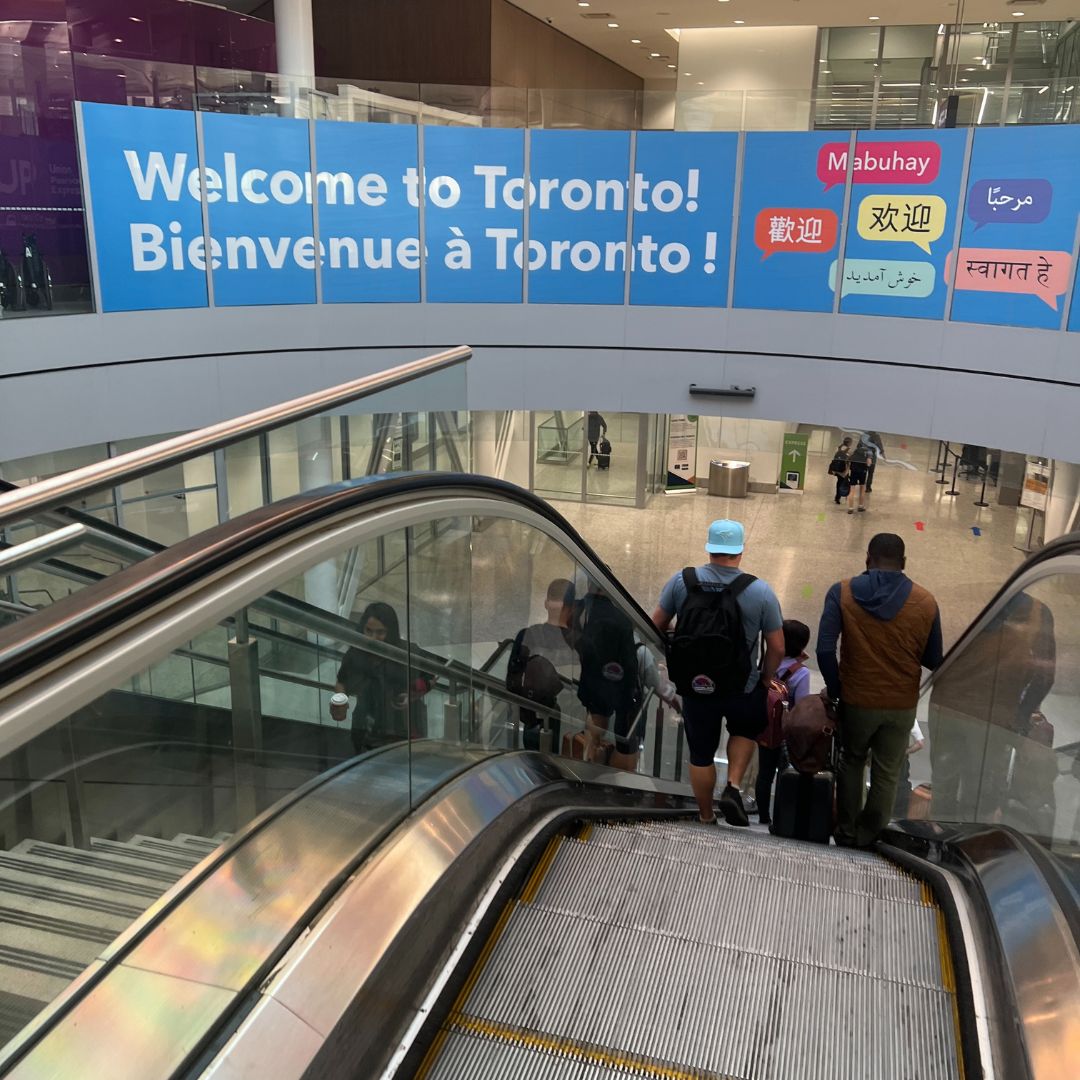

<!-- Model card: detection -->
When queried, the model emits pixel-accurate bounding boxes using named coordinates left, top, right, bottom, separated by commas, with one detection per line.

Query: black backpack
left=667, top=568, right=756, bottom=698
left=573, top=594, right=636, bottom=696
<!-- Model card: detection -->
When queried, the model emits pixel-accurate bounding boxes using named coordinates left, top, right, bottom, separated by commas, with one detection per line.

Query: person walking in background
left=829, top=436, right=853, bottom=505
left=817, top=533, right=943, bottom=848
left=756, top=619, right=813, bottom=826
left=864, top=431, right=885, bottom=493
left=586, top=411, right=608, bottom=466
left=652, top=520, right=785, bottom=827
left=845, top=439, right=873, bottom=514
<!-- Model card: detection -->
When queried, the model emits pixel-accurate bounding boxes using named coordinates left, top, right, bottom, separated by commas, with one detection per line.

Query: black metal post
left=935, top=442, right=950, bottom=484
left=945, top=454, right=960, bottom=496
left=974, top=471, right=990, bottom=508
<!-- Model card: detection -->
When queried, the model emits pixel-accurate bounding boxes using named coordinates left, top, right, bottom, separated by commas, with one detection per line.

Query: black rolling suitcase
left=771, top=766, right=833, bottom=843
left=597, top=437, right=612, bottom=470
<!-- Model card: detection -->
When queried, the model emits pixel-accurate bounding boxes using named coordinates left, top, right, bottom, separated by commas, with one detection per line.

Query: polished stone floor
left=551, top=434, right=1026, bottom=659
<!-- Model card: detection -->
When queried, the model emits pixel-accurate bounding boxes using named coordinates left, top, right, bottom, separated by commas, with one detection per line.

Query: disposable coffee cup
left=329, top=693, right=349, bottom=722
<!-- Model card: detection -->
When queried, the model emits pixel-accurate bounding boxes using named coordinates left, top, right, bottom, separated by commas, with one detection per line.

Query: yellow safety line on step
left=933, top=895, right=966, bottom=1080
left=449, top=1013, right=730, bottom=1080
left=519, top=834, right=562, bottom=905
left=579, top=822, right=594, bottom=842
left=414, top=901, right=519, bottom=1080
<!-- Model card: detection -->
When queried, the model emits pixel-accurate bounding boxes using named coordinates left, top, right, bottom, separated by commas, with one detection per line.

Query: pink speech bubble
left=817, top=141, right=942, bottom=191
left=947, top=247, right=1072, bottom=310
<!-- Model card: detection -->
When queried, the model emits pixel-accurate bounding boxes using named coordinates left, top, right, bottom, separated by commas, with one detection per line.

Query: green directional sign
left=780, top=432, right=810, bottom=491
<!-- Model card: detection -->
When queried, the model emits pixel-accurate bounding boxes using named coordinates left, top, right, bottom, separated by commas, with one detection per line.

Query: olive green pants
left=836, top=704, right=916, bottom=847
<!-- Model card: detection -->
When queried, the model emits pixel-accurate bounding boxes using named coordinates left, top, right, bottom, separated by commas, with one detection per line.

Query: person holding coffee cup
left=332, top=601, right=431, bottom=753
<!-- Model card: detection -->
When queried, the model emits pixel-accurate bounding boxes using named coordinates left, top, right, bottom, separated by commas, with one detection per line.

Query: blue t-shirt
left=657, top=564, right=784, bottom=693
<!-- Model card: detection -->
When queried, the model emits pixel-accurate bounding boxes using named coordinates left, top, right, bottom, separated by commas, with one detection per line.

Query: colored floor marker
left=801, top=584, right=813, bottom=599
left=915, top=521, right=926, bottom=531
left=900, top=441, right=908, bottom=450
left=817, top=512, right=826, bottom=523
left=971, top=526, right=982, bottom=537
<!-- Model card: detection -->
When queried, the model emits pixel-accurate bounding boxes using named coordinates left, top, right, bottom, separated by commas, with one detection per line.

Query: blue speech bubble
left=968, top=178, right=1052, bottom=230
left=828, top=258, right=936, bottom=298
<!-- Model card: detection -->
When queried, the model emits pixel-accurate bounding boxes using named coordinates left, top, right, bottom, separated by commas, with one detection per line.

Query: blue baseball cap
left=705, top=519, right=745, bottom=555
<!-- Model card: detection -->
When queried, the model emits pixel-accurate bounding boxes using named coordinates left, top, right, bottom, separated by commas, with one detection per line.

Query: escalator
left=0, top=400, right=1077, bottom=1075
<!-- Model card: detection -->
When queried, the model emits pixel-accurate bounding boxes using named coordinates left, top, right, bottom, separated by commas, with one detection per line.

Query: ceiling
left=508, top=1, right=1078, bottom=79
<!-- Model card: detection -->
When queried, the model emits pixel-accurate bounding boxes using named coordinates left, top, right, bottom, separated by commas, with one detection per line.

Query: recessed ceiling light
left=1038, top=84, right=1049, bottom=93
left=129, top=16, right=142, bottom=21
left=578, top=2, right=589, bottom=6
left=631, top=38, right=642, bottom=44
left=1067, top=86, right=1076, bottom=92
left=668, top=63, right=677, bottom=68
left=823, top=69, right=831, bottom=74
left=608, top=22, right=619, bottom=28
left=1012, top=11, right=1025, bottom=16
left=684, top=72, right=691, bottom=76
left=869, top=16, right=880, bottom=21
left=973, top=55, right=984, bottom=60
left=114, top=37, right=123, bottom=43
left=698, top=81, right=704, bottom=85
left=966, top=67, right=976, bottom=71
left=734, top=20, right=745, bottom=25
left=650, top=52, right=660, bottom=57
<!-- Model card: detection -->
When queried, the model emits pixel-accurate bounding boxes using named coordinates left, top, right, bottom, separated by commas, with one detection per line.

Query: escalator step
left=0, top=988, right=47, bottom=1053
left=0, top=874, right=144, bottom=921
left=427, top=1027, right=696, bottom=1079
left=452, top=903, right=958, bottom=1080
left=0, top=853, right=165, bottom=902
left=171, top=833, right=222, bottom=854
left=10, top=842, right=184, bottom=886
left=527, top=840, right=944, bottom=988
left=585, top=822, right=919, bottom=897
left=89, top=837, right=201, bottom=873
left=128, top=836, right=209, bottom=867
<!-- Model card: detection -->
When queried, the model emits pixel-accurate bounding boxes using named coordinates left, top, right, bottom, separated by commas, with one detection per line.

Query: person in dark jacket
left=333, top=601, right=431, bottom=754
left=817, top=533, right=943, bottom=847
left=864, top=431, right=884, bottom=493
left=586, top=411, right=608, bottom=466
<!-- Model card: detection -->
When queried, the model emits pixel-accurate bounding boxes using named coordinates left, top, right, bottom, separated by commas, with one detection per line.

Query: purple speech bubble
left=968, top=178, right=1052, bottom=230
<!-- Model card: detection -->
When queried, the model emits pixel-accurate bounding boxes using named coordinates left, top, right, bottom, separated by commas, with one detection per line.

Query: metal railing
left=0, top=346, right=470, bottom=531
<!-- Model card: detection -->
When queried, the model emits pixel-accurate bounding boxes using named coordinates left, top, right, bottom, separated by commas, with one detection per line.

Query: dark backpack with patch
left=573, top=594, right=636, bottom=697
left=667, top=568, right=756, bottom=698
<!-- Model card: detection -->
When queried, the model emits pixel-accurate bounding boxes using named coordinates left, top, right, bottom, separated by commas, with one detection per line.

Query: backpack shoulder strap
left=727, top=573, right=757, bottom=598
left=681, top=567, right=700, bottom=593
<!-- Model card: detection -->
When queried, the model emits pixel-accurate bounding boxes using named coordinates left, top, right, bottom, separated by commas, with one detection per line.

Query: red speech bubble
left=947, top=247, right=1072, bottom=310
left=754, top=208, right=839, bottom=260
left=816, top=141, right=942, bottom=191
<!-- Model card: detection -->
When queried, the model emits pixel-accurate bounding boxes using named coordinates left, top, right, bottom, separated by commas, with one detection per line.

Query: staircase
left=0, top=831, right=226, bottom=1047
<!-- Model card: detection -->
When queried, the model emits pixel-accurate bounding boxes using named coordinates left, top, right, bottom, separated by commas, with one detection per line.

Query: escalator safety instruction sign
left=76, top=101, right=737, bottom=312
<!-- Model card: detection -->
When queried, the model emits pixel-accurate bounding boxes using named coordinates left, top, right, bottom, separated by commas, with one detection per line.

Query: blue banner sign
left=734, top=131, right=846, bottom=314
left=629, top=131, right=737, bottom=307
left=74, top=102, right=1080, bottom=332
left=78, top=102, right=207, bottom=312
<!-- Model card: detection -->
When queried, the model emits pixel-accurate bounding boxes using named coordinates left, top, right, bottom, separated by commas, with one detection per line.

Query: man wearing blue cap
left=653, top=519, right=785, bottom=826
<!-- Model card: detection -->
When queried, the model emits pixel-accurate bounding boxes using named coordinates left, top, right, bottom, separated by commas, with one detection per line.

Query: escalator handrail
left=0, top=471, right=667, bottom=687
left=919, top=528, right=1080, bottom=694
left=0, top=345, right=469, bottom=530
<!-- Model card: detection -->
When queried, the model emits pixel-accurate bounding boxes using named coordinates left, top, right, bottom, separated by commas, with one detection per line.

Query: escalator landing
left=423, top=821, right=962, bottom=1080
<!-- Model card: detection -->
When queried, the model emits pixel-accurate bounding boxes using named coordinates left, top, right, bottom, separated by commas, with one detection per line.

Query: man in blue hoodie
left=817, top=533, right=943, bottom=847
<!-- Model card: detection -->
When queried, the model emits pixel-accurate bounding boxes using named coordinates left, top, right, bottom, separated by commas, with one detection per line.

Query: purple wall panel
left=1, top=0, right=276, bottom=302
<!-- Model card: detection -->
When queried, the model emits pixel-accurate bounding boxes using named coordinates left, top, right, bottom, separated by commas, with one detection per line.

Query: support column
left=274, top=0, right=316, bottom=79
left=1045, top=461, right=1080, bottom=542
left=297, top=416, right=339, bottom=615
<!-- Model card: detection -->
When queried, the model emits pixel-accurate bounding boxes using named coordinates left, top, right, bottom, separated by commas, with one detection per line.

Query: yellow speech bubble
left=856, top=194, right=947, bottom=254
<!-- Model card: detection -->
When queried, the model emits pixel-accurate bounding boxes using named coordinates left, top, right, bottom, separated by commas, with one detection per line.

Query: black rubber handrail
left=0, top=472, right=666, bottom=685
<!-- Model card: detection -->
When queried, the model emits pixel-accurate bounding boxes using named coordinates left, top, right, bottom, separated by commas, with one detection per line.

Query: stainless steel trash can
left=708, top=459, right=750, bottom=498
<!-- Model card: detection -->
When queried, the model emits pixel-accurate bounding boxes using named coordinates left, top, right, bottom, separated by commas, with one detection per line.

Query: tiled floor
left=551, top=434, right=1026, bottom=662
